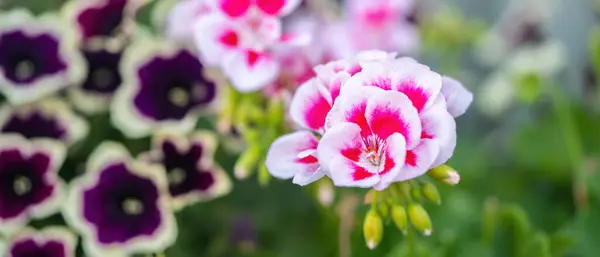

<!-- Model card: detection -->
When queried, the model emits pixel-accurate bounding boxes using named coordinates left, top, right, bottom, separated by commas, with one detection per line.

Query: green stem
left=549, top=83, right=587, bottom=212
left=408, top=228, right=417, bottom=257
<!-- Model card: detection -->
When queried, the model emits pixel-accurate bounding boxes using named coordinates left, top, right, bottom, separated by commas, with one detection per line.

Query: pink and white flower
left=324, top=0, right=419, bottom=59
left=266, top=50, right=471, bottom=190
left=193, top=0, right=304, bottom=92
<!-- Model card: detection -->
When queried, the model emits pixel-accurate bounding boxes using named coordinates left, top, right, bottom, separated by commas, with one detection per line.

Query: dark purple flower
left=112, top=42, right=217, bottom=138
left=6, top=227, right=76, bottom=257
left=0, top=135, right=66, bottom=235
left=140, top=131, right=231, bottom=210
left=0, top=11, right=85, bottom=104
left=68, top=0, right=128, bottom=42
left=228, top=215, right=258, bottom=254
left=0, top=99, right=89, bottom=145
left=62, top=142, right=176, bottom=257
left=69, top=48, right=123, bottom=114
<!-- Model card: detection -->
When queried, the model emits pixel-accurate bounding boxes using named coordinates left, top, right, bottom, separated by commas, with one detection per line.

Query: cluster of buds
left=363, top=165, right=460, bottom=249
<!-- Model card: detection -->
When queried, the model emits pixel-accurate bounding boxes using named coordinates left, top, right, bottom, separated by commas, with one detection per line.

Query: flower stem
left=549, top=83, right=587, bottom=212
left=408, top=228, right=417, bottom=257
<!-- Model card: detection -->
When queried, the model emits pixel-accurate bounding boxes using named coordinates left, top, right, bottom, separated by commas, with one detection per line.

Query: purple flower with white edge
left=0, top=10, right=86, bottom=105
left=139, top=131, right=232, bottom=210
left=4, top=227, right=76, bottom=257
left=0, top=134, right=66, bottom=235
left=0, top=98, right=89, bottom=146
left=111, top=39, right=217, bottom=138
left=62, top=142, right=177, bottom=257
left=62, top=0, right=129, bottom=43
left=68, top=47, right=123, bottom=114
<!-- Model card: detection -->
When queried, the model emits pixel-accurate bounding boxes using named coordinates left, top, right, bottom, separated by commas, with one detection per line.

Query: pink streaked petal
left=218, top=0, right=251, bottom=17
left=290, top=78, right=332, bottom=132
left=328, top=156, right=379, bottom=188
left=391, top=61, right=442, bottom=113
left=365, top=90, right=421, bottom=148
left=193, top=13, right=236, bottom=66
left=255, top=0, right=285, bottom=15
left=377, top=132, right=406, bottom=187
left=421, top=97, right=456, bottom=167
left=317, top=122, right=364, bottom=173
left=222, top=50, right=279, bottom=92
left=292, top=167, right=325, bottom=186
left=395, top=138, right=439, bottom=182
left=266, top=131, right=320, bottom=181
left=441, top=76, right=473, bottom=118
left=165, top=0, right=214, bottom=43
left=326, top=87, right=383, bottom=137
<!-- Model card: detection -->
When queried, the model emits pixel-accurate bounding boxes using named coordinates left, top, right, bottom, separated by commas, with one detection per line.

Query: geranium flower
left=0, top=98, right=89, bottom=146
left=69, top=48, right=123, bottom=114
left=193, top=0, right=304, bottom=92
left=62, top=142, right=177, bottom=257
left=0, top=134, right=66, bottom=235
left=139, top=131, right=232, bottom=210
left=0, top=10, right=85, bottom=105
left=4, top=227, right=76, bottom=257
left=324, top=0, right=419, bottom=59
left=63, top=0, right=129, bottom=42
left=163, top=0, right=215, bottom=45
left=111, top=39, right=217, bottom=138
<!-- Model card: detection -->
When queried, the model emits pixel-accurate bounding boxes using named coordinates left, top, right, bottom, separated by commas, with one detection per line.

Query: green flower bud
left=258, top=161, right=271, bottom=187
left=408, top=203, right=433, bottom=236
left=421, top=183, right=441, bottom=205
left=378, top=201, right=390, bottom=220
left=391, top=205, right=408, bottom=234
left=234, top=146, right=261, bottom=180
left=428, top=165, right=460, bottom=185
left=410, top=186, right=422, bottom=202
left=363, top=209, right=383, bottom=249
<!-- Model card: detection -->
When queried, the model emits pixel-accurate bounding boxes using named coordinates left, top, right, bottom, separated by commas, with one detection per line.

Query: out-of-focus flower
left=69, top=47, right=123, bottom=114
left=163, top=0, right=215, bottom=46
left=0, top=10, right=85, bottom=105
left=0, top=135, right=66, bottom=235
left=229, top=215, right=258, bottom=254
left=139, top=131, right=232, bottom=210
left=63, top=0, right=129, bottom=43
left=4, top=227, right=76, bottom=257
left=62, top=142, right=177, bottom=257
left=324, top=0, right=419, bottom=59
left=0, top=98, right=89, bottom=146
left=193, top=0, right=304, bottom=92
left=475, top=0, right=557, bottom=66
left=111, top=39, right=217, bottom=138
left=477, top=40, right=566, bottom=117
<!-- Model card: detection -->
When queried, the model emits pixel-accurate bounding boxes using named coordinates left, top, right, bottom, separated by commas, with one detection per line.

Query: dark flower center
left=13, top=175, right=32, bottom=196
left=168, top=86, right=191, bottom=107
left=120, top=197, right=145, bottom=216
left=91, top=67, right=115, bottom=89
left=13, top=59, right=36, bottom=81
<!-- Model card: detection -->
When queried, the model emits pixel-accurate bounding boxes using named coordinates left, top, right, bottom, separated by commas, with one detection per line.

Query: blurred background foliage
left=2, top=0, right=600, bottom=256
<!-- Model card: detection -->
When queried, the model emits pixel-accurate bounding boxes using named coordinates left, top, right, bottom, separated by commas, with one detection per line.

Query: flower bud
left=363, top=209, right=383, bottom=249
left=258, top=162, right=271, bottom=187
left=391, top=205, right=408, bottom=234
left=378, top=201, right=390, bottom=220
left=421, top=183, right=441, bottom=205
left=364, top=189, right=375, bottom=205
left=410, top=186, right=422, bottom=202
left=428, top=165, right=460, bottom=185
left=234, top=146, right=261, bottom=179
left=407, top=203, right=432, bottom=236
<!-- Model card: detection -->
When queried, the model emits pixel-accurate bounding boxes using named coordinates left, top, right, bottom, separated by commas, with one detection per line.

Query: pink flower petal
left=289, top=78, right=332, bottom=132
left=395, top=138, right=439, bottom=182
left=193, top=13, right=236, bottom=66
left=441, top=76, right=473, bottom=118
left=255, top=0, right=285, bottom=15
left=222, top=50, right=279, bottom=92
left=374, top=132, right=407, bottom=189
left=391, top=59, right=442, bottom=113
left=265, top=131, right=323, bottom=185
left=325, top=86, right=382, bottom=137
left=365, top=90, right=421, bottom=149
left=420, top=97, right=456, bottom=167
left=218, top=0, right=251, bottom=17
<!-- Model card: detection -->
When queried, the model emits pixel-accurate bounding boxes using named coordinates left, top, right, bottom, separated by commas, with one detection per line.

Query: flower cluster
left=0, top=2, right=231, bottom=256
left=266, top=50, right=472, bottom=190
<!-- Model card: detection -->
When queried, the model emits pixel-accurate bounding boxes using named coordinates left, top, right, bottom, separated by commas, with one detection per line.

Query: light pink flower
left=324, top=0, right=419, bottom=59
left=441, top=76, right=473, bottom=118
left=193, top=0, right=303, bottom=92
left=165, top=0, right=215, bottom=44
left=265, top=131, right=323, bottom=185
